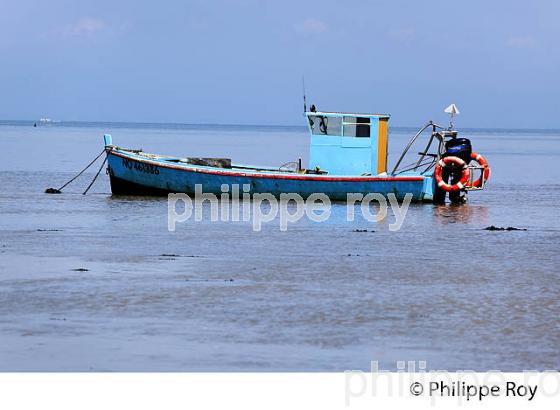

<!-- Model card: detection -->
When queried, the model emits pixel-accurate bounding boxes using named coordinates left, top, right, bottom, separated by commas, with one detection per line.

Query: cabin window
left=308, top=115, right=342, bottom=136
left=343, top=116, right=370, bottom=138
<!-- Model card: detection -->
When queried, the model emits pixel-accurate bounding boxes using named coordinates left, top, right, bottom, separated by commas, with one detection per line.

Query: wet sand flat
left=1, top=123, right=559, bottom=371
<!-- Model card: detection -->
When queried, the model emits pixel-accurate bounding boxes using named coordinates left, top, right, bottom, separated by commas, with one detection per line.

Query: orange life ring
left=468, top=152, right=490, bottom=188
left=434, top=156, right=471, bottom=192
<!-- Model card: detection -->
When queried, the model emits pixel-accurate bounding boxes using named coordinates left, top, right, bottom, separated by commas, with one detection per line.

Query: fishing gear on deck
left=45, top=149, right=106, bottom=194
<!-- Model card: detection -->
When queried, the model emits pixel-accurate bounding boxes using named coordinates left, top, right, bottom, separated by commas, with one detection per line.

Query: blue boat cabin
left=305, top=111, right=390, bottom=176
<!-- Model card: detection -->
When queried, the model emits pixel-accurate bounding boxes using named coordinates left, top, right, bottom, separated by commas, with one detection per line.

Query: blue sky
left=1, top=0, right=559, bottom=128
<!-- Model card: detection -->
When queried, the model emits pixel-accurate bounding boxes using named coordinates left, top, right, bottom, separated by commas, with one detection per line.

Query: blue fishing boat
left=103, top=105, right=490, bottom=203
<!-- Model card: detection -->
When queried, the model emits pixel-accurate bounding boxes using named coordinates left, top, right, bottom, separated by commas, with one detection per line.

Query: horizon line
left=1, top=119, right=559, bottom=133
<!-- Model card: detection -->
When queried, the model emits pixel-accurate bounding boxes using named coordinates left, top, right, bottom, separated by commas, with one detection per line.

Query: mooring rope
left=45, top=149, right=106, bottom=194
left=82, top=155, right=108, bottom=195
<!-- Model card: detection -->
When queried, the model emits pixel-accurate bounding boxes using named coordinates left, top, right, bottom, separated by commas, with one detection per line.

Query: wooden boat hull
left=106, top=148, right=435, bottom=201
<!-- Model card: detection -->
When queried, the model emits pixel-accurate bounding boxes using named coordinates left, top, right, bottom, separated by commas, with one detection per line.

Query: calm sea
left=0, top=121, right=559, bottom=371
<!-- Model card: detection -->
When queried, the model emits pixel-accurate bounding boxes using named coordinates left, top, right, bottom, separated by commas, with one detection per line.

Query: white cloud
left=59, top=18, right=107, bottom=38
left=507, top=36, right=537, bottom=49
left=387, top=27, right=415, bottom=44
left=294, top=18, right=328, bottom=35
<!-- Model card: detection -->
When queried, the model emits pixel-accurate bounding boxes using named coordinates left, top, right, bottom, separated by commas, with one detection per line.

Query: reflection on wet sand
left=433, top=203, right=489, bottom=225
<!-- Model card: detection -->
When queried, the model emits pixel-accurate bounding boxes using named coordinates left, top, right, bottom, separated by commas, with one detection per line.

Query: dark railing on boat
left=391, top=121, right=447, bottom=176
left=391, top=121, right=488, bottom=191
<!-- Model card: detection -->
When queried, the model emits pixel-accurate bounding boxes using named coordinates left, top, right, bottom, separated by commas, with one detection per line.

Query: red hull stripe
left=108, top=150, right=425, bottom=182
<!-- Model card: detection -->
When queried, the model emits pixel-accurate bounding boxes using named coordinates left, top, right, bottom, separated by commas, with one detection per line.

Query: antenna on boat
left=302, top=76, right=307, bottom=113
left=444, top=103, right=460, bottom=129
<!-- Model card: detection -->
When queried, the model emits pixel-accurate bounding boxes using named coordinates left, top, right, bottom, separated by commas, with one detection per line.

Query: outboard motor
left=434, top=132, right=474, bottom=204
left=444, top=136, right=472, bottom=164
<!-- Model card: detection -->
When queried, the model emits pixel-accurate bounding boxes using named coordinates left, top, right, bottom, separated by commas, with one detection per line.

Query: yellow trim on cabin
left=377, top=118, right=389, bottom=174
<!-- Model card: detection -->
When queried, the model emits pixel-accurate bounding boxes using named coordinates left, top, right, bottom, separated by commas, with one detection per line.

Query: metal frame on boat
left=392, top=121, right=489, bottom=191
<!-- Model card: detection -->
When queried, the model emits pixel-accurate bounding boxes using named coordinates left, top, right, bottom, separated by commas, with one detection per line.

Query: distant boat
left=37, top=118, right=60, bottom=126
left=102, top=107, right=490, bottom=203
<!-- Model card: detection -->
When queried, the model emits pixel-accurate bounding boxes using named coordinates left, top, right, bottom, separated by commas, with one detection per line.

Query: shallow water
left=0, top=122, right=559, bottom=371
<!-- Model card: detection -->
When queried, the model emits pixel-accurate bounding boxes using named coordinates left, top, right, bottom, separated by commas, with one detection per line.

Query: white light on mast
left=444, top=104, right=460, bottom=129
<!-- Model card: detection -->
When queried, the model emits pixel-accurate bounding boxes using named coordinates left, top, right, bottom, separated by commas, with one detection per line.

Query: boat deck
left=111, top=147, right=426, bottom=179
